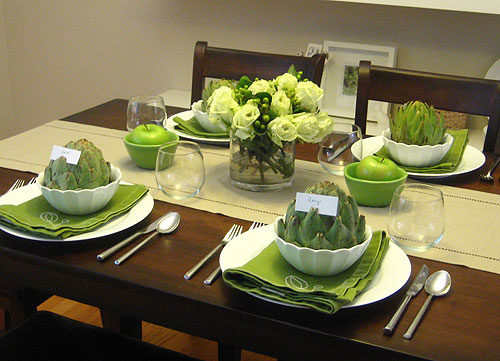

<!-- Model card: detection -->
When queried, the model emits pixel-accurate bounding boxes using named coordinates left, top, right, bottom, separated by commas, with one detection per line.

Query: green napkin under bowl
left=0, top=184, right=148, bottom=239
left=223, top=231, right=389, bottom=314
left=376, top=129, right=469, bottom=174
left=173, top=116, right=229, bottom=139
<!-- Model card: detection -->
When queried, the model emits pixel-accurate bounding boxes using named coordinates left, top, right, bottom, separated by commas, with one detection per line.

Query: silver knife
left=383, top=264, right=429, bottom=335
left=96, top=214, right=166, bottom=262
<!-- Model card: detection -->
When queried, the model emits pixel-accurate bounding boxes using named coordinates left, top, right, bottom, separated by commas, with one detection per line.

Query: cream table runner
left=1, top=120, right=499, bottom=274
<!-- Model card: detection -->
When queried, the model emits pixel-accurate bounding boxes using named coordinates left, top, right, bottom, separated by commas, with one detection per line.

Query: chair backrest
left=191, top=41, right=327, bottom=105
left=355, top=60, right=500, bottom=153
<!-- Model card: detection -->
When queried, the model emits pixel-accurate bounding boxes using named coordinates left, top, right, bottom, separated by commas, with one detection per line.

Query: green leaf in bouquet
left=287, top=64, right=297, bottom=76
left=236, top=75, right=252, bottom=89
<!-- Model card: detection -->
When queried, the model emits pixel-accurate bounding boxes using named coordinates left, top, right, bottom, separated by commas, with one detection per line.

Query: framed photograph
left=320, top=41, right=397, bottom=128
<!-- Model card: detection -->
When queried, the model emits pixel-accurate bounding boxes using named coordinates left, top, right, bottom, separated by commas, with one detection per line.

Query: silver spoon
left=403, top=270, right=451, bottom=339
left=114, top=211, right=180, bottom=266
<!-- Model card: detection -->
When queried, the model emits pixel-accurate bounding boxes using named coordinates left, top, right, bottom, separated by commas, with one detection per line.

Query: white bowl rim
left=382, top=128, right=453, bottom=149
left=273, top=220, right=372, bottom=255
left=37, top=164, right=121, bottom=193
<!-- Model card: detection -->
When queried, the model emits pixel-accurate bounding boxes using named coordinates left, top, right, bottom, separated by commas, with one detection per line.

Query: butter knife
left=96, top=214, right=166, bottom=262
left=383, top=264, right=429, bottom=335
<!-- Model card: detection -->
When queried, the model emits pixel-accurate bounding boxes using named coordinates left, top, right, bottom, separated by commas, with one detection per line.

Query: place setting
left=0, top=139, right=154, bottom=243
left=350, top=101, right=486, bottom=178
left=163, top=86, right=231, bottom=145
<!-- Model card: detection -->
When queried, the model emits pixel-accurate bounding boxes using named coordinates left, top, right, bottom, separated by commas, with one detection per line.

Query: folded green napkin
left=375, top=129, right=469, bottom=174
left=223, top=231, right=389, bottom=314
left=0, top=184, right=149, bottom=239
left=173, top=116, right=229, bottom=139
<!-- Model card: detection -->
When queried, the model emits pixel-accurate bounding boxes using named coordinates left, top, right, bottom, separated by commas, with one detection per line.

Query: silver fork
left=184, top=224, right=243, bottom=280
left=203, top=221, right=265, bottom=285
left=480, top=156, right=500, bottom=182
left=4, top=179, right=25, bottom=195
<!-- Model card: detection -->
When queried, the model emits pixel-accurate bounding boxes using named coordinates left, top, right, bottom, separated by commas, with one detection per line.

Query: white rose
left=315, top=111, right=335, bottom=142
left=295, top=81, right=324, bottom=112
left=248, top=79, right=275, bottom=95
left=232, top=102, right=260, bottom=139
left=291, top=113, right=321, bottom=143
left=207, top=86, right=238, bottom=125
left=267, top=116, right=297, bottom=147
left=275, top=73, right=298, bottom=91
left=270, top=90, right=292, bottom=116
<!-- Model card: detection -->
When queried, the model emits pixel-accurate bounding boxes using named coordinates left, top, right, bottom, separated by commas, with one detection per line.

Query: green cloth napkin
left=375, top=129, right=469, bottom=174
left=0, top=184, right=148, bottom=239
left=173, top=116, right=229, bottom=139
left=223, top=231, right=389, bottom=314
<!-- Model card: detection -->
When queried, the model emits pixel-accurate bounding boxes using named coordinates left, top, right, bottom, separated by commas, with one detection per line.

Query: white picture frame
left=320, top=41, right=397, bottom=129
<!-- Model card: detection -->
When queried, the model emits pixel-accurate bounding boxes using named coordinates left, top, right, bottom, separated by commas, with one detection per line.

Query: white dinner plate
left=485, top=57, right=500, bottom=80
left=220, top=224, right=411, bottom=309
left=0, top=183, right=154, bottom=242
left=164, top=110, right=230, bottom=145
left=351, top=136, right=485, bottom=178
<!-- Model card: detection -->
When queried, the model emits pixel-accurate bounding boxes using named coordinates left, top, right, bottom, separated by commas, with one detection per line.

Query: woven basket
left=435, top=109, right=467, bottom=130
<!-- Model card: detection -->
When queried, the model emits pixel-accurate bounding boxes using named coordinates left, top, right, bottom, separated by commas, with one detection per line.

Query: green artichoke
left=43, top=139, right=111, bottom=190
left=276, top=181, right=366, bottom=250
left=390, top=101, right=446, bottom=146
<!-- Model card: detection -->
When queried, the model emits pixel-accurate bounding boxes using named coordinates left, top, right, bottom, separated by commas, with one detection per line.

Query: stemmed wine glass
left=155, top=140, right=205, bottom=200
left=317, top=122, right=362, bottom=175
left=387, top=184, right=445, bottom=252
left=127, top=95, right=167, bottom=131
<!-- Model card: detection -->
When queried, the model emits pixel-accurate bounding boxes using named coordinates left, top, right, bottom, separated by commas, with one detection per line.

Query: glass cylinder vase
left=229, top=132, right=296, bottom=191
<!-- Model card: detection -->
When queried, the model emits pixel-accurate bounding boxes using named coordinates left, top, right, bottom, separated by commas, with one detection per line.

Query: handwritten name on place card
left=295, top=192, right=338, bottom=216
left=50, top=145, right=81, bottom=165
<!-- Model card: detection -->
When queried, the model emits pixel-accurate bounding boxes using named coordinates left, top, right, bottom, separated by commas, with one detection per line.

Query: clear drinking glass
left=127, top=95, right=167, bottom=131
left=155, top=141, right=205, bottom=200
left=317, top=122, right=362, bottom=175
left=387, top=184, right=445, bottom=252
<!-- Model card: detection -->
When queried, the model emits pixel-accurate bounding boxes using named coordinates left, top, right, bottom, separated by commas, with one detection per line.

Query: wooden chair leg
left=99, top=309, right=142, bottom=339
left=0, top=288, right=50, bottom=331
left=218, top=343, right=241, bottom=361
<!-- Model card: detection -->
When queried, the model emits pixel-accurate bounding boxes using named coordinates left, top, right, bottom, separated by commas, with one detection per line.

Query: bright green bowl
left=123, top=131, right=179, bottom=169
left=344, top=162, right=408, bottom=207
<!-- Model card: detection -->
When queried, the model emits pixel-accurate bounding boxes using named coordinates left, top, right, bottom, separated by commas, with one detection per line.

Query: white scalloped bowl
left=37, top=164, right=121, bottom=215
left=272, top=220, right=372, bottom=276
left=191, top=100, right=229, bottom=133
left=382, top=128, right=453, bottom=167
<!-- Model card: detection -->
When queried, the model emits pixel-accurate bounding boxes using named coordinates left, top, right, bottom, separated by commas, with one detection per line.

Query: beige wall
left=1, top=0, right=499, bottom=139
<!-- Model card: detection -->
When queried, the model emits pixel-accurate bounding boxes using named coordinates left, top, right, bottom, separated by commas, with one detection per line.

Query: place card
left=295, top=192, right=338, bottom=216
left=50, top=145, right=81, bottom=165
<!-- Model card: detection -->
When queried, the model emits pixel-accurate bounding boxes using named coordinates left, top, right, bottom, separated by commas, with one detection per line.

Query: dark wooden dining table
left=0, top=99, right=499, bottom=361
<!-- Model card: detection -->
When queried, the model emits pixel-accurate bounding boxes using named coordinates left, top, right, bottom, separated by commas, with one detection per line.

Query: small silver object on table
left=383, top=264, right=429, bottom=335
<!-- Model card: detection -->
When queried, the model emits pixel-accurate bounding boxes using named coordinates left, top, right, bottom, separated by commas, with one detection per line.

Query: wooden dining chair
left=191, top=41, right=327, bottom=105
left=354, top=60, right=500, bottom=153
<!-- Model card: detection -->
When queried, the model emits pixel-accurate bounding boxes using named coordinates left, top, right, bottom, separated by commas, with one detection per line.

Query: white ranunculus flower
left=207, top=86, right=238, bottom=125
left=232, top=102, right=260, bottom=139
left=270, top=90, right=292, bottom=116
left=315, top=111, right=335, bottom=142
left=291, top=113, right=321, bottom=143
left=295, top=81, right=324, bottom=112
left=275, top=73, right=298, bottom=91
left=267, top=116, right=297, bottom=147
left=248, top=79, right=275, bottom=95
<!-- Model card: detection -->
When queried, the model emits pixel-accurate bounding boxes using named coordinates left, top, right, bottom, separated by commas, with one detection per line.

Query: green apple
left=356, top=155, right=400, bottom=181
left=128, top=124, right=172, bottom=145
